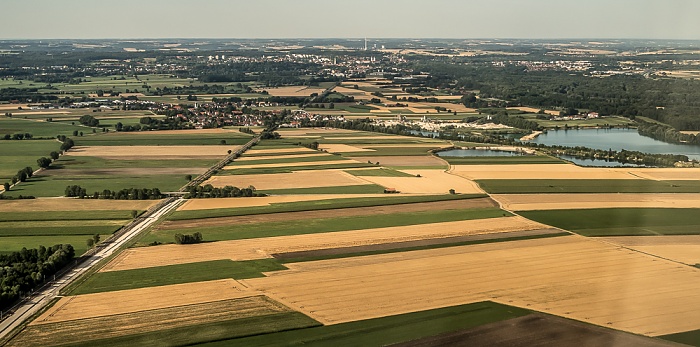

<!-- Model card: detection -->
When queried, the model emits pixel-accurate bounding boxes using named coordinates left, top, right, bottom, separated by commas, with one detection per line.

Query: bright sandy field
left=33, top=279, right=254, bottom=324
left=235, top=153, right=331, bottom=161
left=102, top=216, right=543, bottom=271
left=225, top=160, right=354, bottom=170
left=177, top=194, right=395, bottom=210
left=244, top=147, right=317, bottom=155
left=204, top=170, right=371, bottom=190
left=347, top=156, right=446, bottom=167
left=452, top=164, right=641, bottom=180
left=0, top=198, right=158, bottom=212
left=243, top=235, right=700, bottom=336
left=67, top=145, right=239, bottom=159
left=356, top=170, right=484, bottom=194
left=599, top=236, right=700, bottom=266
left=318, top=144, right=375, bottom=153
left=493, top=193, right=700, bottom=211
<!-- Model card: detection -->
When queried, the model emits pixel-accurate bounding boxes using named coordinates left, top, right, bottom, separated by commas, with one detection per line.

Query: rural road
left=0, top=197, right=184, bottom=341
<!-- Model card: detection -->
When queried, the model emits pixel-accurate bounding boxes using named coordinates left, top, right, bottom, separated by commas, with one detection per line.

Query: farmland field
left=477, top=179, right=700, bottom=194
left=519, top=208, right=700, bottom=236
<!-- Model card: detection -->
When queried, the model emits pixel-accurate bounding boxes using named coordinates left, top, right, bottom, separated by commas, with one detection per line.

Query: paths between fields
left=0, top=197, right=183, bottom=342
left=0, top=134, right=262, bottom=341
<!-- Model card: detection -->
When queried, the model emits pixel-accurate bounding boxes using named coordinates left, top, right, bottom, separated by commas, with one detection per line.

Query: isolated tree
left=37, top=157, right=52, bottom=169
left=50, top=151, right=60, bottom=160
left=185, top=174, right=193, bottom=181
left=3, top=182, right=9, bottom=191
left=86, top=238, right=94, bottom=249
left=92, top=234, right=100, bottom=245
left=130, top=210, right=138, bottom=219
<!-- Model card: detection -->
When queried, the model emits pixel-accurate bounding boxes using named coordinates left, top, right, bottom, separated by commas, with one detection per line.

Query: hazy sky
left=3, top=0, right=700, bottom=40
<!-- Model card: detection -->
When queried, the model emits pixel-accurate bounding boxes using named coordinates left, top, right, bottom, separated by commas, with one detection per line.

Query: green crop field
left=199, top=301, right=530, bottom=347
left=476, top=179, right=700, bottom=194
left=0, top=140, right=61, bottom=183
left=142, top=208, right=509, bottom=244
left=661, top=329, right=700, bottom=346
left=256, top=184, right=387, bottom=195
left=0, top=223, right=122, bottom=237
left=0, top=234, right=109, bottom=256
left=227, top=154, right=344, bottom=165
left=51, top=156, right=217, bottom=169
left=344, top=168, right=416, bottom=177
left=439, top=155, right=565, bottom=165
left=169, top=194, right=487, bottom=221
left=71, top=259, right=287, bottom=295
left=74, top=132, right=252, bottom=146
left=4, top=173, right=190, bottom=197
left=0, top=118, right=91, bottom=138
left=0, top=210, right=141, bottom=222
left=519, top=208, right=700, bottom=236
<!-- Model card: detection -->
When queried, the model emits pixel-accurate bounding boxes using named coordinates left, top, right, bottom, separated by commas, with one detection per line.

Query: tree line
left=65, top=186, right=165, bottom=200
left=637, top=118, right=700, bottom=145
left=0, top=244, right=75, bottom=310
left=185, top=184, right=262, bottom=198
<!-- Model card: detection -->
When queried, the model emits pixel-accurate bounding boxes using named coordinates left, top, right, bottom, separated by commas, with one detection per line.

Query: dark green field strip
left=341, top=147, right=442, bottom=156
left=0, top=118, right=89, bottom=138
left=0, top=235, right=110, bottom=256
left=169, top=194, right=487, bottom=221
left=228, top=154, right=343, bottom=165
left=274, top=230, right=570, bottom=263
left=0, top=225, right=122, bottom=237
left=660, top=329, right=700, bottom=346
left=53, top=156, right=218, bottom=169
left=220, top=163, right=375, bottom=175
left=71, top=259, right=286, bottom=295
left=477, top=179, right=700, bottom=194
left=143, top=208, right=510, bottom=244
left=0, top=210, right=140, bottom=222
left=519, top=208, right=700, bottom=236
left=199, top=301, right=530, bottom=347
left=257, top=184, right=387, bottom=195
left=344, top=168, right=416, bottom=177
left=440, top=155, right=565, bottom=165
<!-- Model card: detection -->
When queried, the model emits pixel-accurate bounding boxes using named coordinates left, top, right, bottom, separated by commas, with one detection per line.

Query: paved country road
left=0, top=197, right=184, bottom=341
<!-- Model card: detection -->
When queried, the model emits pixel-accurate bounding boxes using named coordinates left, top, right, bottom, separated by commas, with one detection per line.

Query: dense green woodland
left=0, top=244, right=75, bottom=310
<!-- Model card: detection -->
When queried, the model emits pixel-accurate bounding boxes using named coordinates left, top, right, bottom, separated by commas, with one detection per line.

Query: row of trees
left=2, top=133, right=33, bottom=140
left=637, top=119, right=700, bottom=145
left=65, top=186, right=165, bottom=200
left=185, top=184, right=261, bottom=199
left=0, top=244, right=75, bottom=310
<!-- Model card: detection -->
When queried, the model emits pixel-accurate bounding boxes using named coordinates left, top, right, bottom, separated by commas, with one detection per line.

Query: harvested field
left=627, top=168, right=700, bottom=181
left=275, top=128, right=358, bottom=136
left=452, top=164, right=639, bottom=180
left=244, top=235, right=700, bottom=336
left=103, top=216, right=545, bottom=271
left=0, top=199, right=157, bottom=213
left=39, top=167, right=207, bottom=176
left=319, top=144, right=376, bottom=153
left=599, top=236, right=700, bottom=265
left=34, top=279, right=253, bottom=324
left=348, top=156, right=446, bottom=167
left=258, top=86, right=326, bottom=97
left=393, top=313, right=676, bottom=347
left=225, top=160, right=353, bottom=170
left=364, top=144, right=446, bottom=148
left=177, top=194, right=392, bottom=211
left=204, top=170, right=371, bottom=190
left=507, top=106, right=560, bottom=116
left=235, top=153, right=329, bottom=161
left=66, top=145, right=238, bottom=159
left=11, top=296, right=301, bottom=347
left=245, top=147, right=317, bottom=155
left=493, top=193, right=700, bottom=211
left=358, top=169, right=485, bottom=194
left=163, top=198, right=498, bottom=229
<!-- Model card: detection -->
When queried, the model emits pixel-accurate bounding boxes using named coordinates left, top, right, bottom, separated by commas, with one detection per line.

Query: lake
left=527, top=128, right=700, bottom=161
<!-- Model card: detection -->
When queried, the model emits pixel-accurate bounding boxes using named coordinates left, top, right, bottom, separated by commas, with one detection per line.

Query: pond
left=527, top=128, right=700, bottom=161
